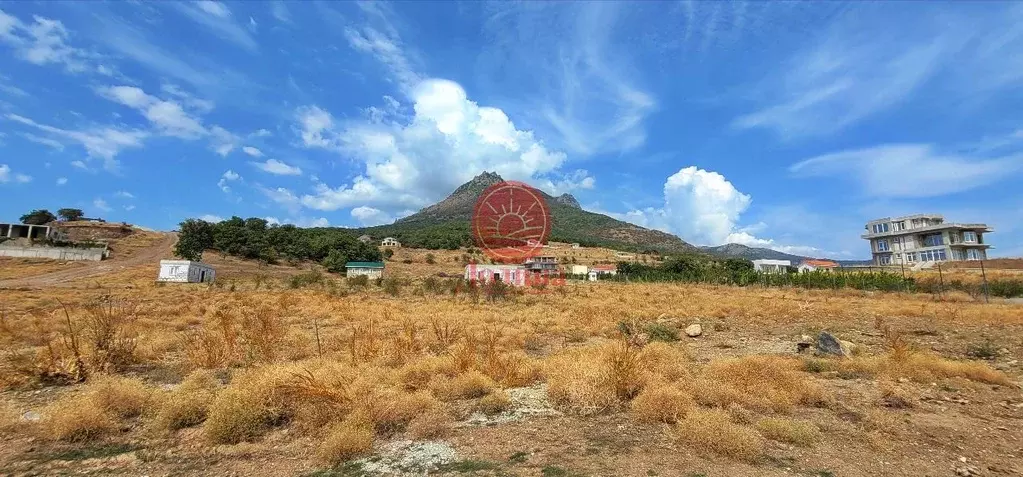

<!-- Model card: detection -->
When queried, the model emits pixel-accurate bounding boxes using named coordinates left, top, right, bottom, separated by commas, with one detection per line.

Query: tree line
left=18, top=208, right=87, bottom=225
left=174, top=217, right=382, bottom=271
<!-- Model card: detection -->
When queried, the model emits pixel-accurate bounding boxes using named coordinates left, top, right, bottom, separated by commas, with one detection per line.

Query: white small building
left=381, top=237, right=401, bottom=248
left=751, top=259, right=791, bottom=273
left=570, top=264, right=589, bottom=275
left=464, top=264, right=528, bottom=286
left=346, top=261, right=385, bottom=279
left=157, top=260, right=216, bottom=283
left=587, top=265, right=617, bottom=281
left=357, top=234, right=372, bottom=244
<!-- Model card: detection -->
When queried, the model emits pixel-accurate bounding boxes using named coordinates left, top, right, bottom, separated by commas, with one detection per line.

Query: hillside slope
left=355, top=172, right=694, bottom=253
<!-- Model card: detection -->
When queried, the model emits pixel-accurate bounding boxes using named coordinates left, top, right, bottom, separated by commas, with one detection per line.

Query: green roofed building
left=346, top=261, right=385, bottom=279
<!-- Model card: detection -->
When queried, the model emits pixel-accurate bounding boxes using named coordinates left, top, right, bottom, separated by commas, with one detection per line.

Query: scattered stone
left=796, top=342, right=812, bottom=353
left=955, top=466, right=981, bottom=476
left=20, top=411, right=41, bottom=422
left=816, top=332, right=847, bottom=357
left=840, top=339, right=857, bottom=356
left=358, top=440, right=457, bottom=475
left=684, top=324, right=703, bottom=337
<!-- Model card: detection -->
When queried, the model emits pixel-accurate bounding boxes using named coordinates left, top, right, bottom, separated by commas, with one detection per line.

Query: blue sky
left=2, top=1, right=1022, bottom=259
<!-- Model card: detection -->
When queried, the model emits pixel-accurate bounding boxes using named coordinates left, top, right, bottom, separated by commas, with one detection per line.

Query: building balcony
left=861, top=223, right=992, bottom=240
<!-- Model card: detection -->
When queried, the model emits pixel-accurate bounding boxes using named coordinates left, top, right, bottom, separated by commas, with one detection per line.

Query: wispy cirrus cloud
left=0, top=9, right=108, bottom=74
left=790, top=144, right=1023, bottom=198
left=250, top=158, right=302, bottom=176
left=173, top=1, right=258, bottom=52
left=5, top=113, right=147, bottom=171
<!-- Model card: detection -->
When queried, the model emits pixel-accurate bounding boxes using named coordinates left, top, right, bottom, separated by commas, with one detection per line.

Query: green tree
left=20, top=209, right=57, bottom=225
left=425, top=253, right=436, bottom=264
left=57, top=208, right=85, bottom=222
left=383, top=248, right=395, bottom=260
left=175, top=219, right=214, bottom=261
left=322, top=249, right=348, bottom=273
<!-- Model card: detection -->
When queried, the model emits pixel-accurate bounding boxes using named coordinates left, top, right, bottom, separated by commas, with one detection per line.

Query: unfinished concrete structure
left=0, top=223, right=55, bottom=241
left=862, top=214, right=992, bottom=266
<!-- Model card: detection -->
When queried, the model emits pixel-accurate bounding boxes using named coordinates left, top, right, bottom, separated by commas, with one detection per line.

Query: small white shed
left=157, top=260, right=216, bottom=283
left=752, top=259, right=791, bottom=274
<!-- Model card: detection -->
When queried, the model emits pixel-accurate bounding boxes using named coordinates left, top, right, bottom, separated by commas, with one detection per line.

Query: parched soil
left=1, top=243, right=1022, bottom=476
left=0, top=232, right=176, bottom=289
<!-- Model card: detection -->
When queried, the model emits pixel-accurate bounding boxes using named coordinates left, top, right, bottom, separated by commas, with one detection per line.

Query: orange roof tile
left=802, top=259, right=839, bottom=268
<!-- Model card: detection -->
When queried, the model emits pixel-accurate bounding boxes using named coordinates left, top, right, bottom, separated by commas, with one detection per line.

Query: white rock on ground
left=685, top=324, right=703, bottom=337
left=357, top=440, right=457, bottom=475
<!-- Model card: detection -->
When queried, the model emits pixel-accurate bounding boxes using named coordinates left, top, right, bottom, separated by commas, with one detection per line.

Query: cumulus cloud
left=0, top=164, right=31, bottom=183
left=241, top=146, right=263, bottom=157
left=350, top=206, right=396, bottom=226
left=218, top=169, right=240, bottom=193
left=296, top=79, right=570, bottom=212
left=114, top=190, right=134, bottom=199
left=199, top=214, right=224, bottom=223
left=0, top=9, right=105, bottom=74
left=250, top=158, right=302, bottom=176
left=622, top=167, right=751, bottom=245
left=99, top=85, right=206, bottom=139
left=790, top=144, right=1022, bottom=198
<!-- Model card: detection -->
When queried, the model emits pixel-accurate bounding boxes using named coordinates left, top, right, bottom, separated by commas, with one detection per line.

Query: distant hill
left=700, top=243, right=870, bottom=266
left=354, top=172, right=695, bottom=253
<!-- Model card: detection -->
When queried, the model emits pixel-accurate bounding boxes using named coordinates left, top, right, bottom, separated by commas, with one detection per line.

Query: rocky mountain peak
left=554, top=193, right=581, bottom=209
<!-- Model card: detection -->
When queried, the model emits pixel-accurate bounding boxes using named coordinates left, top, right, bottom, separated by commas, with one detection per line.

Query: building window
left=871, top=223, right=890, bottom=234
left=923, top=234, right=944, bottom=247
left=963, top=231, right=977, bottom=243
left=876, top=239, right=889, bottom=252
left=966, top=249, right=982, bottom=260
left=906, top=252, right=916, bottom=262
left=879, top=255, right=892, bottom=265
left=893, top=221, right=906, bottom=231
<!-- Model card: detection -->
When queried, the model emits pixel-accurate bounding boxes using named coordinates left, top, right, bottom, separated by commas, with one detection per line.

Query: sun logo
left=472, top=180, right=551, bottom=262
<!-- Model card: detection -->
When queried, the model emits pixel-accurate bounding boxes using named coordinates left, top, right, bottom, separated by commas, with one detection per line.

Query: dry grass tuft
left=477, top=389, right=511, bottom=415
left=755, top=418, right=821, bottom=446
left=878, top=382, right=915, bottom=409
left=431, top=370, right=497, bottom=401
left=838, top=351, right=1012, bottom=385
left=694, top=355, right=829, bottom=413
left=41, top=394, right=116, bottom=442
left=408, top=407, right=454, bottom=439
left=317, top=419, right=375, bottom=465
left=672, top=408, right=764, bottom=462
left=631, top=381, right=695, bottom=424
left=88, top=375, right=154, bottom=419
left=204, top=369, right=286, bottom=444
left=153, top=370, right=219, bottom=431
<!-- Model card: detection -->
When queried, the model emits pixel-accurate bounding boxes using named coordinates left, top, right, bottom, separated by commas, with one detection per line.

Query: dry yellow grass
left=41, top=394, right=117, bottom=442
left=153, top=370, right=220, bottom=431
left=631, top=381, right=695, bottom=424
left=477, top=389, right=511, bottom=415
left=204, top=368, right=287, bottom=444
left=694, top=356, right=829, bottom=413
left=87, top=375, right=154, bottom=419
left=756, top=418, right=822, bottom=446
left=317, top=419, right=374, bottom=465
left=672, top=408, right=765, bottom=462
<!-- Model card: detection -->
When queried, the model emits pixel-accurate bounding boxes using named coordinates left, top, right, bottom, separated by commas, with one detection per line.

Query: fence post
left=980, top=259, right=990, bottom=304
left=900, top=260, right=907, bottom=293
left=937, top=263, right=944, bottom=297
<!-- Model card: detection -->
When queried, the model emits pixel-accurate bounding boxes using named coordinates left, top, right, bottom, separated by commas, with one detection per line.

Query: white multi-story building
left=862, top=214, right=992, bottom=266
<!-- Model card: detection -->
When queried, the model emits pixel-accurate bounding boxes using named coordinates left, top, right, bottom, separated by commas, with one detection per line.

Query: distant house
left=587, top=264, right=617, bottom=281
left=524, top=255, right=558, bottom=273
left=346, top=261, right=385, bottom=279
left=570, top=265, right=589, bottom=276
left=798, top=259, right=840, bottom=273
left=357, top=234, right=372, bottom=244
left=752, top=259, right=791, bottom=273
left=381, top=237, right=401, bottom=248
left=464, top=264, right=528, bottom=286
left=157, top=260, right=216, bottom=283
left=570, top=243, right=580, bottom=249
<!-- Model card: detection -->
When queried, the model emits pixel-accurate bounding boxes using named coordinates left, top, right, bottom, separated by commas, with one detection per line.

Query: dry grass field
left=1, top=233, right=1021, bottom=476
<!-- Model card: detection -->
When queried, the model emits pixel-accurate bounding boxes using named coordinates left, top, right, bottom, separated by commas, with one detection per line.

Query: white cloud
left=271, top=1, right=291, bottom=23
left=477, top=3, right=656, bottom=155
left=297, top=79, right=570, bottom=213
left=176, top=1, right=258, bottom=52
left=0, top=164, right=31, bottom=184
left=342, top=7, right=421, bottom=91
left=199, top=214, right=224, bottom=223
left=241, top=146, right=263, bottom=157
left=537, top=169, right=596, bottom=196
left=196, top=1, right=230, bottom=18
left=93, top=198, right=112, bottom=212
left=160, top=83, right=214, bottom=113
left=265, top=216, right=281, bottom=225
left=98, top=85, right=206, bottom=139
left=259, top=186, right=302, bottom=213
left=790, top=144, right=1022, bottom=198
left=19, top=132, right=65, bottom=150
left=350, top=206, right=396, bottom=226
left=209, top=126, right=239, bottom=156
left=250, top=158, right=302, bottom=176
left=56, top=177, right=67, bottom=185
left=70, top=160, right=88, bottom=170
left=124, top=205, right=136, bottom=211
left=5, top=113, right=147, bottom=170
left=218, top=169, right=240, bottom=193
left=0, top=10, right=104, bottom=74
left=114, top=191, right=134, bottom=199
left=253, top=128, right=272, bottom=137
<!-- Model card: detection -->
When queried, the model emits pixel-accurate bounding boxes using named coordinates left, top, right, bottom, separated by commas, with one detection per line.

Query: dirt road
left=0, top=233, right=177, bottom=289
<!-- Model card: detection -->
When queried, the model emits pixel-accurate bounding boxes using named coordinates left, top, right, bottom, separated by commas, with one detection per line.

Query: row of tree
left=174, top=217, right=383, bottom=269
left=18, top=208, right=86, bottom=225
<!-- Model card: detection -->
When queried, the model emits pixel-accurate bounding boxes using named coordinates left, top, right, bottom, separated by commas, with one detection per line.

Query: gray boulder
left=816, top=331, right=847, bottom=357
